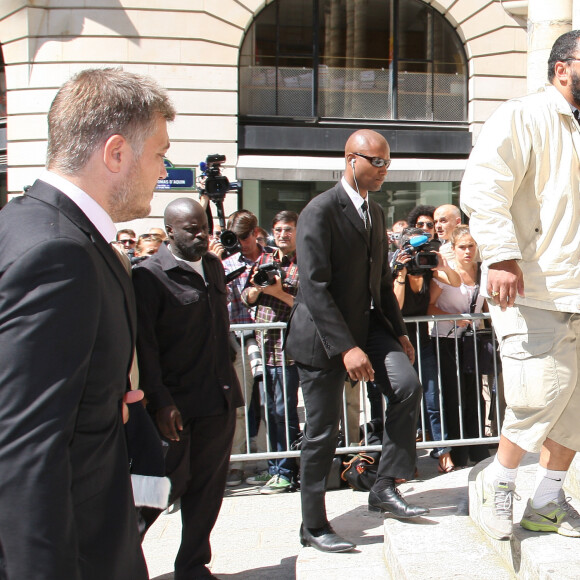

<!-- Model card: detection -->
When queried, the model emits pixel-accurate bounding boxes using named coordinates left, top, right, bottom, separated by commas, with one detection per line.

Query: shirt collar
left=40, top=170, right=117, bottom=243
left=341, top=176, right=368, bottom=211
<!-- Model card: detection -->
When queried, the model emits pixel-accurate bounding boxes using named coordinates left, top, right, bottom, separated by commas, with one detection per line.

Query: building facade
left=0, top=1, right=573, bottom=231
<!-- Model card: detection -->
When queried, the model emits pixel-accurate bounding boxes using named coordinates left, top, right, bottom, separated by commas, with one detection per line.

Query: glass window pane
left=398, top=0, right=430, bottom=61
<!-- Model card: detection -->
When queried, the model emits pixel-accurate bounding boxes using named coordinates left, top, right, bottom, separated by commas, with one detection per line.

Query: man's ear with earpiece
left=350, top=158, right=355, bottom=168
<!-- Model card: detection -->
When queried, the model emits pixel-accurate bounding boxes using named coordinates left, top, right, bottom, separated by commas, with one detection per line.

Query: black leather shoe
left=368, top=486, right=430, bottom=518
left=299, top=523, right=356, bottom=553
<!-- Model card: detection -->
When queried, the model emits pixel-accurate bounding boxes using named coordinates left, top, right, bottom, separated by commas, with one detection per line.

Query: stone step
left=469, top=453, right=580, bottom=580
left=379, top=466, right=515, bottom=579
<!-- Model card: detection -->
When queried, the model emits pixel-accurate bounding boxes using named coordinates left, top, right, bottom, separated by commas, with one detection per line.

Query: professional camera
left=197, top=154, right=242, bottom=202
left=395, top=234, right=441, bottom=275
left=197, top=154, right=243, bottom=257
left=253, top=262, right=284, bottom=287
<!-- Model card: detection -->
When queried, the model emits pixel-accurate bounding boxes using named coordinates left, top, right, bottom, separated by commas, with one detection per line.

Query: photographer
left=222, top=210, right=268, bottom=486
left=392, top=227, right=460, bottom=473
left=242, top=211, right=300, bottom=494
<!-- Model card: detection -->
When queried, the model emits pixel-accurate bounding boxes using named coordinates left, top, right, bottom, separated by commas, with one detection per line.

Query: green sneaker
left=259, top=475, right=292, bottom=495
left=520, top=491, right=580, bottom=537
left=476, top=469, right=518, bottom=540
left=246, top=471, right=271, bottom=486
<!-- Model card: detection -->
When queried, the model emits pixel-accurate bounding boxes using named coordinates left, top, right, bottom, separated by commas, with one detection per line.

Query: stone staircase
left=296, top=453, right=580, bottom=579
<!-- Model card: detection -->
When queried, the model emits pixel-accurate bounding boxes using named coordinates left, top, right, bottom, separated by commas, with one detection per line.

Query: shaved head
left=345, top=129, right=388, bottom=157
left=164, top=198, right=204, bottom=226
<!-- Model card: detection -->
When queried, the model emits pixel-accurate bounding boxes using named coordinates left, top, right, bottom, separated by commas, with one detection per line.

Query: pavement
left=142, top=448, right=452, bottom=580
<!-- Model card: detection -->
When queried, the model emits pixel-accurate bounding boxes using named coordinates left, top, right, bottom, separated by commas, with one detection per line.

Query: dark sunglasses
left=416, top=221, right=434, bottom=228
left=120, top=238, right=136, bottom=245
left=139, top=233, right=162, bottom=241
left=353, top=152, right=392, bottom=169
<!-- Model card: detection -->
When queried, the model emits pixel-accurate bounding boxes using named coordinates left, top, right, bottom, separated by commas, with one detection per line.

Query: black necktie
left=361, top=200, right=371, bottom=233
left=574, top=109, right=580, bottom=126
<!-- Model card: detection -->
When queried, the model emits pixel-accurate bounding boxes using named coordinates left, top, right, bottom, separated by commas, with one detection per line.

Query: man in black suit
left=133, top=198, right=243, bottom=580
left=286, top=129, right=429, bottom=553
left=0, top=68, right=175, bottom=580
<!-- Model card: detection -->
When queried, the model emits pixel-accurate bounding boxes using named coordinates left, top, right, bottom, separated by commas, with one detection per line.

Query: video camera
left=198, top=154, right=242, bottom=202
left=253, top=262, right=285, bottom=287
left=395, top=235, right=441, bottom=275
left=197, top=154, right=243, bottom=257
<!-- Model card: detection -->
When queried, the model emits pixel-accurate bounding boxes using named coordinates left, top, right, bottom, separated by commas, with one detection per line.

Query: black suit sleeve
left=0, top=239, right=101, bottom=580
left=295, top=197, right=357, bottom=358
left=378, top=216, right=407, bottom=337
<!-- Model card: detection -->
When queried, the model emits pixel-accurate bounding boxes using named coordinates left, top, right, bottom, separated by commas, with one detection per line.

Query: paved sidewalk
left=142, top=449, right=449, bottom=579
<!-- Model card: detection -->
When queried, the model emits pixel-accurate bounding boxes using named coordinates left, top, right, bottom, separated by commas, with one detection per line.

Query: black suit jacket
left=286, top=181, right=406, bottom=369
left=0, top=181, right=147, bottom=580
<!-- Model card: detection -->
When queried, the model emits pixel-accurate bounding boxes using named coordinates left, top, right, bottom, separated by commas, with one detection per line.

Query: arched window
left=239, top=0, right=467, bottom=123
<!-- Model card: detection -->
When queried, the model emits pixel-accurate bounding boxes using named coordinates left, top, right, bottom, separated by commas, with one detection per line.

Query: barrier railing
left=230, top=313, right=501, bottom=461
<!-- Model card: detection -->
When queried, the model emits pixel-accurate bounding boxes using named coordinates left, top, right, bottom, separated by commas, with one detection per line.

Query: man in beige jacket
left=461, top=30, right=580, bottom=542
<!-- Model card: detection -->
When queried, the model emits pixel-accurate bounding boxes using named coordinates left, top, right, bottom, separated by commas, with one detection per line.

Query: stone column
left=527, top=0, right=572, bottom=92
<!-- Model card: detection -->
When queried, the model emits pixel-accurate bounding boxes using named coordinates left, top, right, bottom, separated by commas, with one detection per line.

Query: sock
left=531, top=465, right=566, bottom=508
left=485, top=454, right=518, bottom=484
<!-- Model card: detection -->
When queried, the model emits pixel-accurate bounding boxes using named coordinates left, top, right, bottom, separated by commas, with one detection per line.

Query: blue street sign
left=156, top=159, right=196, bottom=191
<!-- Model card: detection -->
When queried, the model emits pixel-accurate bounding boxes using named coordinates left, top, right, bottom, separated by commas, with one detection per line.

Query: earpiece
left=350, top=158, right=355, bottom=168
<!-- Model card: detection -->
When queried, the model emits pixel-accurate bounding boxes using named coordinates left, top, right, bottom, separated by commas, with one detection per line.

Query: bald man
left=286, top=129, right=428, bottom=554
left=133, top=198, right=243, bottom=579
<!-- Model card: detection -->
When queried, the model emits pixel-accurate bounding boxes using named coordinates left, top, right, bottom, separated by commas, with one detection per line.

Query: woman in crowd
left=392, top=227, right=460, bottom=473
left=428, top=225, right=490, bottom=467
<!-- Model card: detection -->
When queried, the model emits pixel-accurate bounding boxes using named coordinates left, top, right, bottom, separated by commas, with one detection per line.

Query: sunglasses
left=416, top=221, right=434, bottom=228
left=353, top=152, right=392, bottom=169
left=119, top=239, right=136, bottom=245
left=139, top=233, right=162, bottom=241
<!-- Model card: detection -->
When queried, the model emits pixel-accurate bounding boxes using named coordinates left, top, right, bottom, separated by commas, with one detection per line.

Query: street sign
left=156, top=159, right=196, bottom=191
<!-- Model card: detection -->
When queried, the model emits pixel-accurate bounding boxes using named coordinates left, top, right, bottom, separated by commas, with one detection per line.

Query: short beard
left=572, top=69, right=580, bottom=107
left=109, top=160, right=152, bottom=223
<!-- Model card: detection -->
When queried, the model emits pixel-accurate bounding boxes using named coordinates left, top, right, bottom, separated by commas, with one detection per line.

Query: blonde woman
left=428, top=225, right=489, bottom=467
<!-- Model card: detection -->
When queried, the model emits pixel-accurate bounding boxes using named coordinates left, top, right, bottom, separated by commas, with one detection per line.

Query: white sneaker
left=476, top=469, right=518, bottom=540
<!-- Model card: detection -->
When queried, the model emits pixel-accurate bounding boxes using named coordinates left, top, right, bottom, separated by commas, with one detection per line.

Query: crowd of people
left=3, top=28, right=580, bottom=580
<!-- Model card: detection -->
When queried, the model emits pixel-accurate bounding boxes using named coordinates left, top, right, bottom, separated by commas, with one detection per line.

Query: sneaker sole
left=520, top=519, right=580, bottom=537
left=260, top=487, right=291, bottom=495
left=476, top=471, right=513, bottom=541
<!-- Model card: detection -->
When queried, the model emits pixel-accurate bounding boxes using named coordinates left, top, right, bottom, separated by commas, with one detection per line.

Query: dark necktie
left=574, top=109, right=580, bottom=126
left=361, top=200, right=371, bottom=233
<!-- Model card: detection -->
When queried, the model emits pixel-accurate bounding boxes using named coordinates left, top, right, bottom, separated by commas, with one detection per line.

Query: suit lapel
left=26, top=184, right=137, bottom=347
left=335, top=184, right=370, bottom=248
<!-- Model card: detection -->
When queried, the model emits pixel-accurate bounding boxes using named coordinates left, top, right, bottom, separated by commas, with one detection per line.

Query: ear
left=103, top=134, right=130, bottom=174
left=553, top=60, right=570, bottom=85
left=165, top=224, right=174, bottom=239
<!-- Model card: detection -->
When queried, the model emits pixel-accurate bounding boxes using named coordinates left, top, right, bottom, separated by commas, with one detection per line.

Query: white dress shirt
left=39, top=170, right=118, bottom=243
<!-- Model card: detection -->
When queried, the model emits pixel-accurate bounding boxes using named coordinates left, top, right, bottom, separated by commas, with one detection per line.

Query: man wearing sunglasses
left=287, top=129, right=428, bottom=554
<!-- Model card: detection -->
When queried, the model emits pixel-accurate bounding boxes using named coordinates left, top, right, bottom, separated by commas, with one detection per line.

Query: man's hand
left=122, top=389, right=144, bottom=424
left=398, top=335, right=415, bottom=365
left=156, top=405, right=183, bottom=441
left=488, top=259, right=524, bottom=311
left=342, top=346, right=375, bottom=383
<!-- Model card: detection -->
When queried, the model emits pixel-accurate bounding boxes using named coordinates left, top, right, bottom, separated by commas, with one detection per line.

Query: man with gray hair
left=0, top=68, right=175, bottom=580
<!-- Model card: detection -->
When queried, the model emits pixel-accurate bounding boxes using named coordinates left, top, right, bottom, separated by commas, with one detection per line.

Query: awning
left=236, top=155, right=467, bottom=183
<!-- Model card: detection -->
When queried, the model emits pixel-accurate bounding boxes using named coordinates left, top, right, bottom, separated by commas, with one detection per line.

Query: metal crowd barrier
left=229, top=313, right=501, bottom=462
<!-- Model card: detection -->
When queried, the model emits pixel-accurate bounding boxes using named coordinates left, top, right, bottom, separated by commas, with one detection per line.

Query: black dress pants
left=142, top=409, right=235, bottom=580
left=297, top=316, right=422, bottom=528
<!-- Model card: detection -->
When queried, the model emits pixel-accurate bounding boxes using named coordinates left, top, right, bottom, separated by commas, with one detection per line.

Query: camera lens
left=220, top=230, right=238, bottom=249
